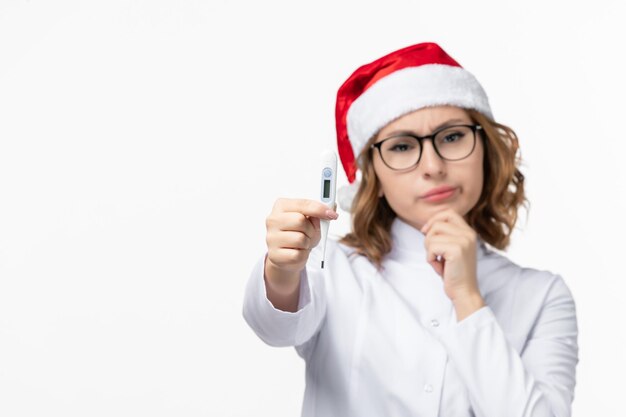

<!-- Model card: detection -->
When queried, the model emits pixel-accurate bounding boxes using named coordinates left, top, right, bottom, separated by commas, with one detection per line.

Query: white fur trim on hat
left=346, top=64, right=493, bottom=159
left=337, top=181, right=360, bottom=212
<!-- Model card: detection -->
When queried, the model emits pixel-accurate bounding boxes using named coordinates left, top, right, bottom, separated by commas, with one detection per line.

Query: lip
left=421, top=186, right=458, bottom=202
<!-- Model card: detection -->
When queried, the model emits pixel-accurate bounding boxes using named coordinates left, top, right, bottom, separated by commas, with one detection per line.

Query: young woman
left=243, top=42, right=578, bottom=417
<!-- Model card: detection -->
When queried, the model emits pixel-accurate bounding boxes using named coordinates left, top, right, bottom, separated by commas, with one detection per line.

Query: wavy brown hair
left=339, top=109, right=528, bottom=269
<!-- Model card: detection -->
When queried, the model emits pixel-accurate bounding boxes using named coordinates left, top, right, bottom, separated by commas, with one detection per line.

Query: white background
left=1, top=0, right=624, bottom=416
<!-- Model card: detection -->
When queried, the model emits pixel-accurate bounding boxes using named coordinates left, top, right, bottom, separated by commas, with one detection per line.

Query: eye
left=442, top=132, right=463, bottom=143
left=389, top=143, right=413, bottom=152
left=437, top=126, right=472, bottom=145
left=384, top=136, right=418, bottom=152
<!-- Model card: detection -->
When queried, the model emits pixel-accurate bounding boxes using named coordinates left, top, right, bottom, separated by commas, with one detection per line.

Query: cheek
left=372, top=159, right=413, bottom=205
left=468, top=170, right=484, bottom=199
left=374, top=158, right=404, bottom=188
left=463, top=153, right=485, bottom=200
left=372, top=156, right=390, bottom=189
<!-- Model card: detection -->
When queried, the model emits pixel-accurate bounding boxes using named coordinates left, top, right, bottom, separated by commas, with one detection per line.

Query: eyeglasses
left=370, top=124, right=483, bottom=170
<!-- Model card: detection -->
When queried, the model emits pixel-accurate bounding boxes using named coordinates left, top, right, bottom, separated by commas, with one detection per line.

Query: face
left=372, top=106, right=484, bottom=230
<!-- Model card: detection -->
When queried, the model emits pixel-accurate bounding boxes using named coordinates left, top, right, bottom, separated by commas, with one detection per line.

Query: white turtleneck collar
left=388, top=216, right=489, bottom=264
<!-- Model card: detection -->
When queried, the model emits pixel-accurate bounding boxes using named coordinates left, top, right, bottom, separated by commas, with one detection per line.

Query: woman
left=243, top=42, right=578, bottom=417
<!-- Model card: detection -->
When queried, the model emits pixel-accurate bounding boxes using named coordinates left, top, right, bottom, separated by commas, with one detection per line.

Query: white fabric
left=346, top=64, right=493, bottom=158
left=242, top=217, right=579, bottom=417
left=336, top=181, right=359, bottom=212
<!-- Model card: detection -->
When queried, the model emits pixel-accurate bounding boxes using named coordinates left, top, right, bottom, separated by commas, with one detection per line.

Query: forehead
left=377, top=106, right=471, bottom=137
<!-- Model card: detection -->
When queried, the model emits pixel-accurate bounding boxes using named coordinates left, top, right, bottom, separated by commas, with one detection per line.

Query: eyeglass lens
left=379, top=125, right=476, bottom=170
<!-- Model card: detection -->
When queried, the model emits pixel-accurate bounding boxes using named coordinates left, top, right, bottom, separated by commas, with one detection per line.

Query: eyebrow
left=382, top=118, right=470, bottom=138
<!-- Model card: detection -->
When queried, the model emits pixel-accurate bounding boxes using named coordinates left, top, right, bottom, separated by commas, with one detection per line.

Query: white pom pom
left=337, top=181, right=360, bottom=212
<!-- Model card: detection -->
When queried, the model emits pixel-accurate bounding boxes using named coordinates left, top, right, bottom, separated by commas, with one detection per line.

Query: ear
left=378, top=187, right=384, bottom=198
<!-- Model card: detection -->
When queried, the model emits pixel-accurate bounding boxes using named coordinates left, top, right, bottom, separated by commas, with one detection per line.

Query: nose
left=419, top=139, right=446, bottom=177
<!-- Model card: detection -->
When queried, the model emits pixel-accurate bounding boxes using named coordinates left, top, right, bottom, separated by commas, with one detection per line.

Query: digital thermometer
left=319, top=150, right=337, bottom=269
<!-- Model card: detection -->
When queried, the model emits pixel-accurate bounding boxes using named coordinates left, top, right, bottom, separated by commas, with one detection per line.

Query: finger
left=421, top=212, right=449, bottom=234
left=267, top=230, right=313, bottom=253
left=423, top=220, right=458, bottom=237
left=281, top=230, right=316, bottom=250
left=273, top=212, right=318, bottom=239
left=425, top=241, right=448, bottom=264
left=424, top=220, right=475, bottom=241
left=266, top=213, right=320, bottom=241
left=268, top=247, right=310, bottom=267
left=424, top=236, right=464, bottom=263
left=421, top=208, right=467, bottom=233
left=421, top=208, right=458, bottom=232
left=274, top=198, right=338, bottom=220
left=428, top=257, right=444, bottom=277
left=424, top=226, right=476, bottom=256
left=309, top=216, right=321, bottom=233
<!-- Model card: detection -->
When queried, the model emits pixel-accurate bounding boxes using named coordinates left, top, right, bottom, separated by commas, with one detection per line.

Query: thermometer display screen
left=323, top=179, right=331, bottom=198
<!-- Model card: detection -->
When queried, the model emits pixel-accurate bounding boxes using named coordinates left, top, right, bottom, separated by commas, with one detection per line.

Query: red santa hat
left=335, top=42, right=494, bottom=211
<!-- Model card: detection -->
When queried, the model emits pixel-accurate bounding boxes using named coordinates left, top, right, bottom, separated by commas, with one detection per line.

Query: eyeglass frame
left=370, top=124, right=484, bottom=170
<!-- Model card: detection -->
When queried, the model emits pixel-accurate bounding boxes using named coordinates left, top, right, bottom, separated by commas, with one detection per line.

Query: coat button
left=424, top=384, right=433, bottom=393
left=430, top=319, right=439, bottom=327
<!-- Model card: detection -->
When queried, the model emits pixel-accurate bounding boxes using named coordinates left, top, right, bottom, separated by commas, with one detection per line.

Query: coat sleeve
left=242, top=253, right=327, bottom=347
left=437, top=274, right=579, bottom=417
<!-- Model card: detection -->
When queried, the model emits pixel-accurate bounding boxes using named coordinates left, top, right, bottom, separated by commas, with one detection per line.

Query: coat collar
left=388, top=216, right=489, bottom=264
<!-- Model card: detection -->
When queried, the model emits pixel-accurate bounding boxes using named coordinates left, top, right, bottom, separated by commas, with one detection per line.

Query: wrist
left=264, top=256, right=302, bottom=294
left=453, top=291, right=486, bottom=322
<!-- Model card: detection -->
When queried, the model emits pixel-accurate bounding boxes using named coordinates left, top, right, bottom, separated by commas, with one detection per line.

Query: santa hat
left=335, top=42, right=493, bottom=212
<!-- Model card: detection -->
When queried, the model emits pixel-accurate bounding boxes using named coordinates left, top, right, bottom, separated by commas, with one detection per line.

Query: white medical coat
left=243, top=217, right=579, bottom=417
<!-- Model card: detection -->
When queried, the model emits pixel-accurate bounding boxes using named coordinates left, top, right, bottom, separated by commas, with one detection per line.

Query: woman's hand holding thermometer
left=263, top=156, right=339, bottom=312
